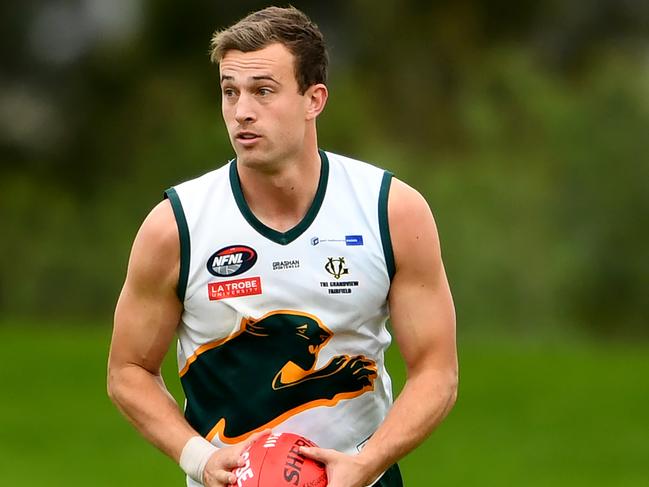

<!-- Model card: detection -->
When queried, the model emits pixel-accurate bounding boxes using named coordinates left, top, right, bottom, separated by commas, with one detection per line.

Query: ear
left=304, top=83, right=328, bottom=121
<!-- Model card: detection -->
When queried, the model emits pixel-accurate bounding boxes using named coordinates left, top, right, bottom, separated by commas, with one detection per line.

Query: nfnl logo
left=207, top=245, right=257, bottom=277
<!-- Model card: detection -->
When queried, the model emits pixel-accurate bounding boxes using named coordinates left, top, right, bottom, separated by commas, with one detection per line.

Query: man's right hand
left=202, top=430, right=270, bottom=486
left=202, top=445, right=243, bottom=486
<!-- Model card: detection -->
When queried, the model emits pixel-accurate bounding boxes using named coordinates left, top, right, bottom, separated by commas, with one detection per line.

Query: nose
left=234, top=92, right=257, bottom=125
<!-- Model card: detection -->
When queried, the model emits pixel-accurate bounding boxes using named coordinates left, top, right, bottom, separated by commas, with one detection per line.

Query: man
left=108, top=6, right=457, bottom=487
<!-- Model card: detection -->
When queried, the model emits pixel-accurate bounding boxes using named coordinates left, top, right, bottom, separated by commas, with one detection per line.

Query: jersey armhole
left=378, top=171, right=395, bottom=281
left=164, top=188, right=190, bottom=302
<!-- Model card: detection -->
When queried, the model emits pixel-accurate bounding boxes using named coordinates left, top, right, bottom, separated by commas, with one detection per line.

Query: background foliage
left=1, top=1, right=648, bottom=485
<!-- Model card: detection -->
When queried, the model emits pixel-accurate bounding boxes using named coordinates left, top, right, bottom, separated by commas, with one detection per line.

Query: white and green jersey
left=166, top=150, right=395, bottom=478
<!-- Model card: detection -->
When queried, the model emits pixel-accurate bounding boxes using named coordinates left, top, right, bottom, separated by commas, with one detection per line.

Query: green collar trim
left=229, top=150, right=330, bottom=246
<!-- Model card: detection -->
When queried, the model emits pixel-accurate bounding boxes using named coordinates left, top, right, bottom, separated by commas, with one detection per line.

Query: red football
left=231, top=432, right=328, bottom=487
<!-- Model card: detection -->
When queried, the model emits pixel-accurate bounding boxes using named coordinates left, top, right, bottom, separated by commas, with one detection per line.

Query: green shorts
left=374, top=464, right=403, bottom=487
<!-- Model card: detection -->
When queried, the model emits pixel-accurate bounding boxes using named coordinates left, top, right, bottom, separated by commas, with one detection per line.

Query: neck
left=236, top=146, right=323, bottom=233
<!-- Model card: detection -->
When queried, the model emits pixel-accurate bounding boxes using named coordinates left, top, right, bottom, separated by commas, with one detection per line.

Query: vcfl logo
left=325, top=257, right=349, bottom=279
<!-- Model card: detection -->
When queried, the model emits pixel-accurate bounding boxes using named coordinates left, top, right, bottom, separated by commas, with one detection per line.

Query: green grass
left=0, top=323, right=647, bottom=486
left=398, top=335, right=649, bottom=486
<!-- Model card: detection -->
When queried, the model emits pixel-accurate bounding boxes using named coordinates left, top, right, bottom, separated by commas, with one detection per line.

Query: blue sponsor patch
left=345, top=235, right=364, bottom=246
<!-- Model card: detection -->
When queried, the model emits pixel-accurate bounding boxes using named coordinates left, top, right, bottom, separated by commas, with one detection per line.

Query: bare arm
left=302, top=178, right=458, bottom=486
left=107, top=201, right=252, bottom=486
left=357, top=178, right=458, bottom=477
left=107, top=200, right=196, bottom=460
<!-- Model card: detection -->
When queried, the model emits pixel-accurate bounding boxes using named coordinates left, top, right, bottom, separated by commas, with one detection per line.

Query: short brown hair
left=210, top=6, right=328, bottom=94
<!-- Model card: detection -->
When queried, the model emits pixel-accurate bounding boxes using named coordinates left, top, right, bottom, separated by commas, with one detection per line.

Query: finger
left=221, top=452, right=243, bottom=471
left=299, top=446, right=332, bottom=463
left=222, top=471, right=237, bottom=486
left=204, top=468, right=236, bottom=487
left=241, top=428, right=272, bottom=450
left=230, top=429, right=273, bottom=465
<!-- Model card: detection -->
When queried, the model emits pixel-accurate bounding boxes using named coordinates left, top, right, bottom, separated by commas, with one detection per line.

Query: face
left=219, top=43, right=322, bottom=168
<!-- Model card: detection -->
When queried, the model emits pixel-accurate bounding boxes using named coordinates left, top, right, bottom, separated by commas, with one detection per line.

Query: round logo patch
left=207, top=245, right=258, bottom=277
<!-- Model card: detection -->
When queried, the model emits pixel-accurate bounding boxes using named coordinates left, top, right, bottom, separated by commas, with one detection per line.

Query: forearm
left=108, top=363, right=197, bottom=462
left=358, top=367, right=458, bottom=481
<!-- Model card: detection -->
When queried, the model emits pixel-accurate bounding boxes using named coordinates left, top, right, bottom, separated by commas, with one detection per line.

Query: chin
left=235, top=147, right=282, bottom=170
left=235, top=151, right=265, bottom=167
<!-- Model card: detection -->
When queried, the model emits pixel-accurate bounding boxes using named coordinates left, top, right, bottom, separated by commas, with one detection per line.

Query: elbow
left=106, top=364, right=126, bottom=406
left=448, top=375, right=459, bottom=409
left=106, top=368, right=118, bottom=403
left=106, top=361, right=160, bottom=410
left=442, top=368, right=459, bottom=414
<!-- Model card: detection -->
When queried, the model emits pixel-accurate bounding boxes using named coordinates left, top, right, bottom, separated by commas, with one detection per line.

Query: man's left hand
left=299, top=446, right=378, bottom=487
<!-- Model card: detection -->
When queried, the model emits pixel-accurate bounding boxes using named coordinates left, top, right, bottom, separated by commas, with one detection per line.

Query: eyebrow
left=220, top=74, right=280, bottom=84
left=252, top=75, right=279, bottom=84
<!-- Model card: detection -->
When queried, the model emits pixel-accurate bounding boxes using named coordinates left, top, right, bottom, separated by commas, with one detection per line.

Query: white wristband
left=179, top=436, right=219, bottom=483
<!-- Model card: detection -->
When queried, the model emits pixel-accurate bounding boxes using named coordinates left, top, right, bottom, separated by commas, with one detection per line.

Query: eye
left=257, top=87, right=272, bottom=96
left=222, top=88, right=237, bottom=98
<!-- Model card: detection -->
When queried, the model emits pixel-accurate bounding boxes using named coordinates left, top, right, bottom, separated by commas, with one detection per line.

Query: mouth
left=235, top=131, right=261, bottom=145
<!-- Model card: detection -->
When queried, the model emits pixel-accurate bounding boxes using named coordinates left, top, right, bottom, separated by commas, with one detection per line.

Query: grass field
left=0, top=323, right=647, bottom=486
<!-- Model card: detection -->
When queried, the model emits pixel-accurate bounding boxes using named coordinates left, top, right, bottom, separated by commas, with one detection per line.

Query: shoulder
left=165, top=162, right=232, bottom=218
left=324, top=151, right=390, bottom=199
left=137, top=199, right=178, bottom=252
left=322, top=152, right=430, bottom=230
left=325, top=150, right=385, bottom=175
left=171, top=162, right=231, bottom=193
left=127, top=199, right=180, bottom=295
left=388, top=178, right=435, bottom=224
left=387, top=178, right=442, bottom=274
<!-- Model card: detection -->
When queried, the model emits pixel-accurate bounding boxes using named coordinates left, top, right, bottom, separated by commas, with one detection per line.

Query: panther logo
left=179, top=310, right=378, bottom=444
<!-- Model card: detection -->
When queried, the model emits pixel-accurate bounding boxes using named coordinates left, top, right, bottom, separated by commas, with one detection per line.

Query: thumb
left=236, top=429, right=273, bottom=456
left=299, top=446, right=332, bottom=463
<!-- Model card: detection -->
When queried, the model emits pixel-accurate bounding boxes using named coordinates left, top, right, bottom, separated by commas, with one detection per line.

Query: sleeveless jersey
left=165, top=150, right=395, bottom=485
